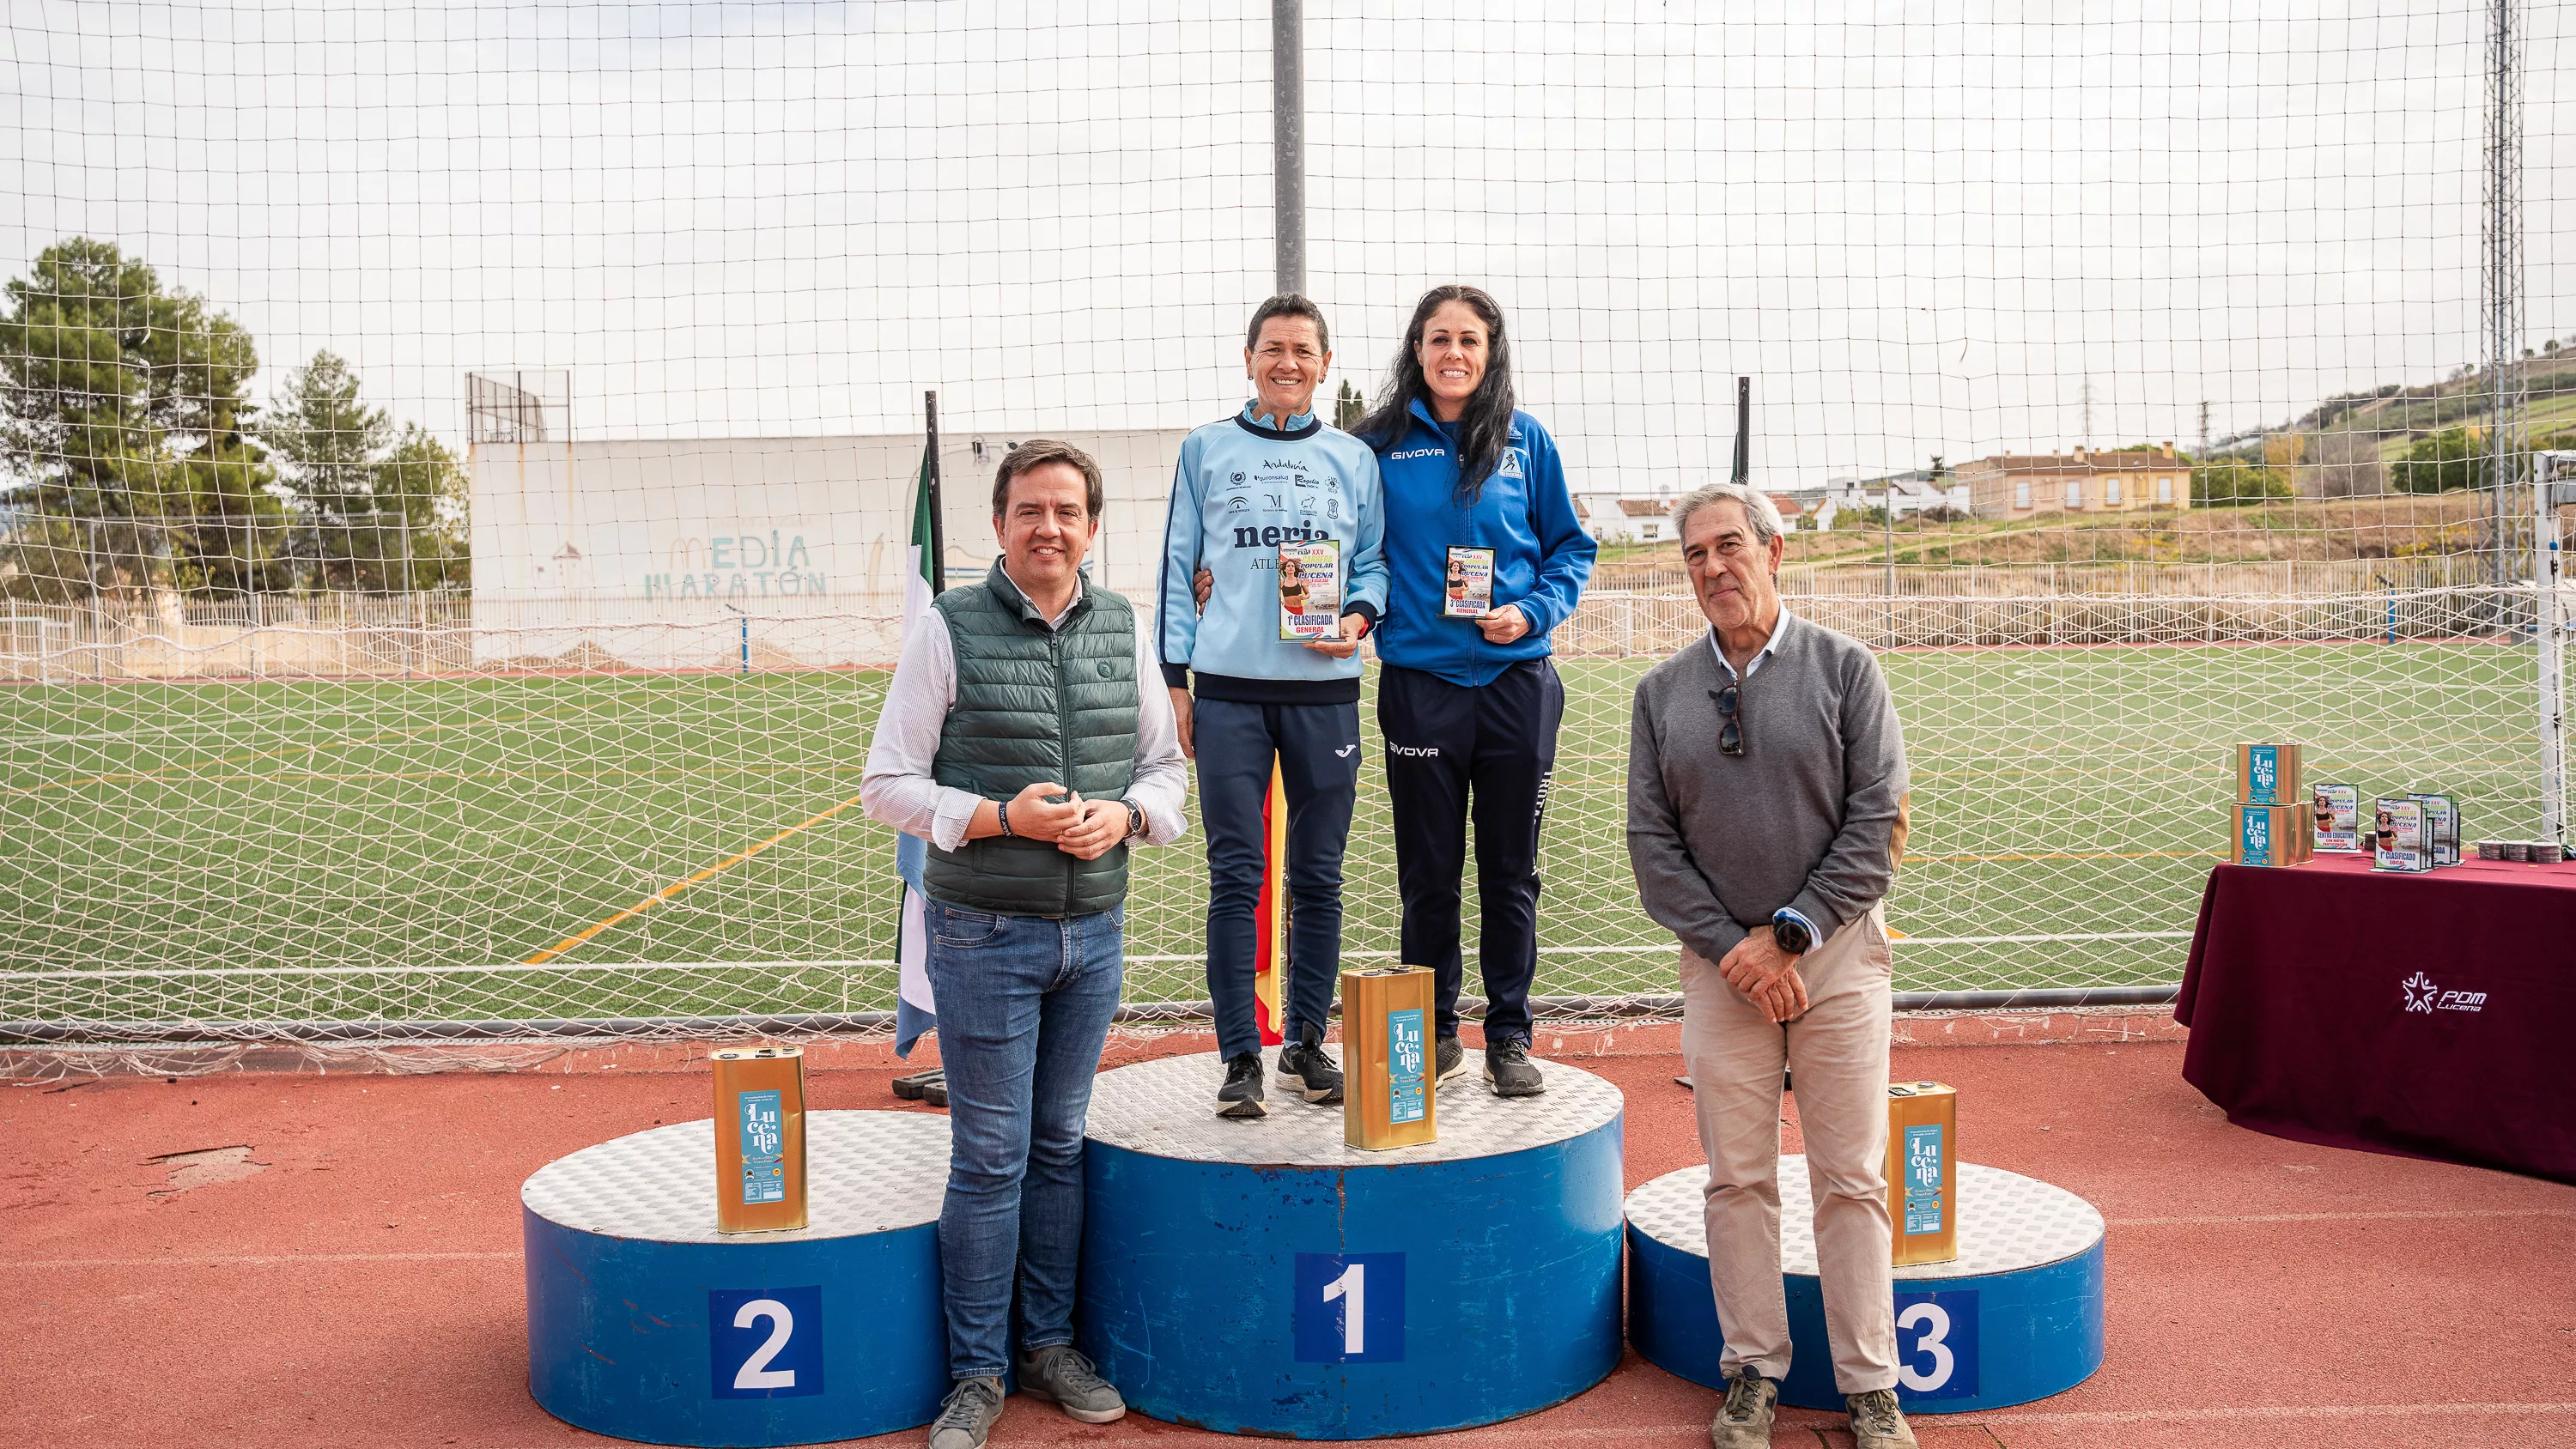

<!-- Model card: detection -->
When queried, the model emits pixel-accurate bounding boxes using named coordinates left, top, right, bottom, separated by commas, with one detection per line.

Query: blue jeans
left=921, top=897, right=1125, bottom=1379
left=1194, top=697, right=1359, bottom=1059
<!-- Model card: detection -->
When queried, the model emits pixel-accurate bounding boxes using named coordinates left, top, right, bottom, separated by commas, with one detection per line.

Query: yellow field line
left=521, top=790, right=872, bottom=967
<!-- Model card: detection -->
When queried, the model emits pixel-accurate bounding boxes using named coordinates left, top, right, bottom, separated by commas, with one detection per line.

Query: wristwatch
left=1123, top=802, right=1146, bottom=840
left=1770, top=909, right=1814, bottom=956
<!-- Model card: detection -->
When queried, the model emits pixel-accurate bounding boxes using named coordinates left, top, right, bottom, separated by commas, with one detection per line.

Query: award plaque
left=1341, top=967, right=1438, bottom=1150
left=1886, top=1081, right=1958, bottom=1266
left=712, top=1043, right=809, bottom=1233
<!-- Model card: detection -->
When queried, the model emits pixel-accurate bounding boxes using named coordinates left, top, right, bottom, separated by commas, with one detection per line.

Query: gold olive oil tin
left=1342, top=967, right=1437, bottom=1151
left=1886, top=1081, right=1959, bottom=1266
left=712, top=1044, right=808, bottom=1234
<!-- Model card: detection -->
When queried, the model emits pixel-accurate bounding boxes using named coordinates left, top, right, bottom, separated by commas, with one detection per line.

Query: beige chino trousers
left=1679, top=904, right=1898, bottom=1394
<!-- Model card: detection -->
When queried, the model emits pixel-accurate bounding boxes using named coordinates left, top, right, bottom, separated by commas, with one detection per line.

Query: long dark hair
left=1354, top=284, right=1517, bottom=501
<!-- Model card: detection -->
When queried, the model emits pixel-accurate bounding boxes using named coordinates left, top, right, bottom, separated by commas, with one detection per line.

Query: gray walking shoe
left=1708, top=1365, right=1777, bottom=1449
left=1434, top=1034, right=1466, bottom=1088
left=927, top=1375, right=1005, bottom=1449
left=1484, top=1038, right=1546, bottom=1096
left=1217, top=1051, right=1267, bottom=1119
left=1015, top=1344, right=1127, bottom=1425
left=1275, top=1023, right=1345, bottom=1103
left=1846, top=1387, right=1919, bottom=1448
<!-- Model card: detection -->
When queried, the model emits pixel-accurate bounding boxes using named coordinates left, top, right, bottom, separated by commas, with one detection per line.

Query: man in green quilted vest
left=860, top=440, right=1188, bottom=1449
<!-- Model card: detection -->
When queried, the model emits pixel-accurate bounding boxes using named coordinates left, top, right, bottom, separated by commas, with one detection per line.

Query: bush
left=2389, top=427, right=2488, bottom=494
left=2191, top=461, right=2292, bottom=506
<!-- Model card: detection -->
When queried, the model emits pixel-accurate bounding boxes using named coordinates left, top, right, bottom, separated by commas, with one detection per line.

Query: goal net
left=1, top=3, right=2566, bottom=1051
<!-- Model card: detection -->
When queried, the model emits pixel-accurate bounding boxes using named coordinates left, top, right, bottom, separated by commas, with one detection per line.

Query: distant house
left=1577, top=494, right=1678, bottom=543
left=1955, top=445, right=2192, bottom=519
left=1825, top=470, right=1972, bottom=518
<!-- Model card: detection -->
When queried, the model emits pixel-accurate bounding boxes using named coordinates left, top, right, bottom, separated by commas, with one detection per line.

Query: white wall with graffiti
left=469, top=429, right=1188, bottom=670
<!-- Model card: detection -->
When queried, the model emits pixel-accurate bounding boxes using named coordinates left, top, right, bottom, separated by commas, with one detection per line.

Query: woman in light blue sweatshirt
left=1352, top=284, right=1595, bottom=1098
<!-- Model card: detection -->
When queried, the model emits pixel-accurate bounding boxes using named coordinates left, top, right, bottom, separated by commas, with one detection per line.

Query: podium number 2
left=1321, top=1263, right=1366, bottom=1355
left=1895, top=1302, right=1953, bottom=1391
left=708, top=1284, right=824, bottom=1398
left=732, top=1300, right=797, bottom=1390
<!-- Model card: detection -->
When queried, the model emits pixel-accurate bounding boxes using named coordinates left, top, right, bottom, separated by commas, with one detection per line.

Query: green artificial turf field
left=0, top=639, right=2544, bottom=1032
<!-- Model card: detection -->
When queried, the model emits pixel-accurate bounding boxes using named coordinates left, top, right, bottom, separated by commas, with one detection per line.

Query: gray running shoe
left=1275, top=1023, right=1345, bottom=1103
left=1708, top=1365, right=1777, bottom=1449
left=927, top=1375, right=1005, bottom=1449
left=1217, top=1051, right=1267, bottom=1119
left=1484, top=1038, right=1546, bottom=1097
left=1015, top=1344, right=1127, bottom=1425
left=1846, top=1388, right=1919, bottom=1448
left=1435, top=1034, right=1467, bottom=1088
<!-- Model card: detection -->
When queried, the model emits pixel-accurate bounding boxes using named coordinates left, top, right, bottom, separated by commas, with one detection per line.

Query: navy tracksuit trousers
left=1195, top=698, right=1360, bottom=1061
left=1376, top=658, right=1564, bottom=1045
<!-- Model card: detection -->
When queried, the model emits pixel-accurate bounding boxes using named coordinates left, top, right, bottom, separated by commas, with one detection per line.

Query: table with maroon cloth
left=2176, top=851, right=2576, bottom=1185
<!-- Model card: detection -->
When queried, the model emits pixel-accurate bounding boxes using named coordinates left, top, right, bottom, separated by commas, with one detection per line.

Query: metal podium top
left=1625, top=1155, right=2103, bottom=1280
left=1084, top=1051, right=1622, bottom=1167
left=521, top=1108, right=951, bottom=1245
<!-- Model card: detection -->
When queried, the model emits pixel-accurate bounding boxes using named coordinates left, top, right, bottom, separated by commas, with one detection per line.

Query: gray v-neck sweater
left=1625, top=612, right=1909, bottom=962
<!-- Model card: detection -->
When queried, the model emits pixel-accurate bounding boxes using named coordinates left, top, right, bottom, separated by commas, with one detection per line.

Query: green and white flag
left=895, top=443, right=940, bottom=1057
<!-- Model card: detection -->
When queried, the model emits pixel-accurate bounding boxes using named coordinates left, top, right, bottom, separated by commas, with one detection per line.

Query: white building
left=1577, top=494, right=1677, bottom=543
left=1824, top=470, right=1971, bottom=518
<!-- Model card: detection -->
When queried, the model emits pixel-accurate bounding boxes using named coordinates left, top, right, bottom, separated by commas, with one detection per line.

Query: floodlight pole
left=1273, top=0, right=1305, bottom=296
left=2539, top=452, right=2569, bottom=846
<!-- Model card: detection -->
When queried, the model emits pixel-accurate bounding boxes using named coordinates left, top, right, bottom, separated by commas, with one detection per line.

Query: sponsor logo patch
left=2401, top=972, right=2484, bottom=1014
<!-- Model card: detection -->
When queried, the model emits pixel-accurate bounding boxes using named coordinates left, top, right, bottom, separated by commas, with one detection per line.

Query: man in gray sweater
left=1625, top=482, right=1917, bottom=1449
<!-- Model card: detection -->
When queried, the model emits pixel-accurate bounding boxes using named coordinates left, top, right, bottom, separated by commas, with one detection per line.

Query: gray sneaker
left=1484, top=1038, right=1546, bottom=1096
left=1709, top=1365, right=1777, bottom=1449
left=1015, top=1344, right=1127, bottom=1425
left=927, top=1375, right=1005, bottom=1449
left=1846, top=1388, right=1919, bottom=1448
left=1434, top=1034, right=1467, bottom=1088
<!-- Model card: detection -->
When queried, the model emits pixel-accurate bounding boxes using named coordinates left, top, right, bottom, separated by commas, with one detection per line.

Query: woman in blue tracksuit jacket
left=1352, top=284, right=1596, bottom=1097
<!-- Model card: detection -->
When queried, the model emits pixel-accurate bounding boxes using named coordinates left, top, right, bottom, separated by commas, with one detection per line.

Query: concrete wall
left=469, top=430, right=1188, bottom=666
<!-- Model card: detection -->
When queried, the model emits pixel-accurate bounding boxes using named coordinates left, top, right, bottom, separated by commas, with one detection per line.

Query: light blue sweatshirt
left=1157, top=404, right=1388, bottom=704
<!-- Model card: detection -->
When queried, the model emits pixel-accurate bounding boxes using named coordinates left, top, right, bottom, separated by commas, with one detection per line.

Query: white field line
left=2, top=933, right=2193, bottom=982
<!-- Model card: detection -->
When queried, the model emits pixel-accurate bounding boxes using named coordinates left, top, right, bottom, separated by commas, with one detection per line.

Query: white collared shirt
left=860, top=568, right=1189, bottom=852
left=1707, top=603, right=1795, bottom=682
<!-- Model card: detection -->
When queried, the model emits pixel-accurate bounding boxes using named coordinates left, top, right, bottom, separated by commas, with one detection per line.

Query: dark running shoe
left=1275, top=1023, right=1345, bottom=1104
left=927, top=1375, right=1005, bottom=1449
left=1217, top=1051, right=1267, bottom=1119
left=1015, top=1344, right=1126, bottom=1425
left=1435, top=1034, right=1467, bottom=1089
left=1484, top=1038, right=1546, bottom=1097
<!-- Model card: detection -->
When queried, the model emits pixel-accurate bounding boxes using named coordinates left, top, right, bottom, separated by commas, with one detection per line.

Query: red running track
left=4, top=1036, right=2572, bottom=1449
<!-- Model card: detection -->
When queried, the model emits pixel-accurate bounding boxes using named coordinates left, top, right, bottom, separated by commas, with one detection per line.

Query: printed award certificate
left=1443, top=546, right=1495, bottom=618
left=1278, top=539, right=1342, bottom=640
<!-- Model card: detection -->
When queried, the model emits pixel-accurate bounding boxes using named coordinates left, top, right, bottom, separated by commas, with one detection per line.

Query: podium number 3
left=1321, top=1263, right=1366, bottom=1355
left=1895, top=1302, right=1953, bottom=1391
left=732, top=1300, right=798, bottom=1390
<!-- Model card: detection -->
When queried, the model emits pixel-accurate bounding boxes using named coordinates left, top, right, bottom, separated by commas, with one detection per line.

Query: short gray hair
left=1671, top=481, right=1784, bottom=547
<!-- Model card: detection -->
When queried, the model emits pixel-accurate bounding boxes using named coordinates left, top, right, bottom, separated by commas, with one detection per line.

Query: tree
left=2389, top=427, right=2491, bottom=494
left=1334, top=379, right=1364, bottom=430
left=0, top=238, right=282, bottom=597
left=2191, top=459, right=2291, bottom=506
left=263, top=355, right=470, bottom=591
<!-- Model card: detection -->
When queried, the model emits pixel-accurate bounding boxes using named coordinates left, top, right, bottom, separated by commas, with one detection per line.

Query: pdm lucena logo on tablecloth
left=2399, top=973, right=2486, bottom=1015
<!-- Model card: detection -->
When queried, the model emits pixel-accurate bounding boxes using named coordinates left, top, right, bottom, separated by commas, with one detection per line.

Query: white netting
left=1, top=2, right=2568, bottom=1050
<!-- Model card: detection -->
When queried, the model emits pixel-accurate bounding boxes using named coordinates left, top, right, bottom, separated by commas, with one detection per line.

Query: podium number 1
left=1321, top=1263, right=1366, bottom=1355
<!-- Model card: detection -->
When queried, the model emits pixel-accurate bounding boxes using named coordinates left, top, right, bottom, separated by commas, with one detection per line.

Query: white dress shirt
left=860, top=572, right=1189, bottom=852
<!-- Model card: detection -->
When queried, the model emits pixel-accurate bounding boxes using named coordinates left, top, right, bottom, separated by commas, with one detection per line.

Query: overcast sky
left=3, top=0, right=2567, bottom=488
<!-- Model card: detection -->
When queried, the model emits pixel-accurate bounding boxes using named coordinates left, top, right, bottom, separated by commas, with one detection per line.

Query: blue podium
left=522, top=1110, right=953, bottom=1447
left=1625, top=1155, right=2105, bottom=1413
left=1076, top=1052, right=1625, bottom=1439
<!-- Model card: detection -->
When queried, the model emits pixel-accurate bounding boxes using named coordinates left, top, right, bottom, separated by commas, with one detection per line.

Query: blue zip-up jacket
left=1370, top=399, right=1595, bottom=688
left=1157, top=404, right=1388, bottom=705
